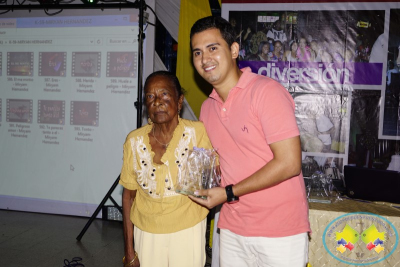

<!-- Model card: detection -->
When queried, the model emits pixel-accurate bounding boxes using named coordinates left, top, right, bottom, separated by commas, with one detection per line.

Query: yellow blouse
left=119, top=118, right=211, bottom=234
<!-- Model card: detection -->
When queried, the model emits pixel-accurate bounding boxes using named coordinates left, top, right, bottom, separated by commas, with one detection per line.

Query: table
left=308, top=198, right=400, bottom=266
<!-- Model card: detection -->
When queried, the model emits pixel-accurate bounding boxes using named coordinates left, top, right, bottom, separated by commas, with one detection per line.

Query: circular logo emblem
left=323, top=212, right=399, bottom=265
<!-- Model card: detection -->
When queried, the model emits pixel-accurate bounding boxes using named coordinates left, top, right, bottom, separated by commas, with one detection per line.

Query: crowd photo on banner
left=231, top=10, right=384, bottom=65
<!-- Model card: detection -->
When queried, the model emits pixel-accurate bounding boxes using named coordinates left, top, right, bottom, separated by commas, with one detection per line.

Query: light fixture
left=81, top=0, right=99, bottom=4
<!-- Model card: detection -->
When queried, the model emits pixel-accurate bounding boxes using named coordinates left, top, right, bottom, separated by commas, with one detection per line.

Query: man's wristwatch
left=225, top=184, right=239, bottom=203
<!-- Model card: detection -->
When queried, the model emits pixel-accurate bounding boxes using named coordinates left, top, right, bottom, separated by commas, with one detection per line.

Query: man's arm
left=189, top=136, right=302, bottom=209
left=243, top=27, right=251, bottom=41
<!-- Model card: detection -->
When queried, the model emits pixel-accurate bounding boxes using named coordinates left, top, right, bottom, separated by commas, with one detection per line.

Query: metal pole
left=135, top=0, right=144, bottom=128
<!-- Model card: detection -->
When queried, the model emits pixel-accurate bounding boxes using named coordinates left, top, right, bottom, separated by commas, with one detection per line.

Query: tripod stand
left=76, top=175, right=122, bottom=241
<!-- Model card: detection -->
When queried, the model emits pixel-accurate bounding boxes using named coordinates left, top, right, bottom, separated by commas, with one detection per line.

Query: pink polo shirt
left=200, top=68, right=310, bottom=237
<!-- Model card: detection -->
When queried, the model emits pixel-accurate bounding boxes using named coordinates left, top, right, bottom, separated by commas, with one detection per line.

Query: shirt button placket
left=221, top=107, right=227, bottom=118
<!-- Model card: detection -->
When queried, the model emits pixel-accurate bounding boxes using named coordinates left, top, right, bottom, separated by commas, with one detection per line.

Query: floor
left=0, top=209, right=212, bottom=267
left=0, top=209, right=124, bottom=267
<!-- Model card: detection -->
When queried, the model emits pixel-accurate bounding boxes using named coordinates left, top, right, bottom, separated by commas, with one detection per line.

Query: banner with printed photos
left=222, top=1, right=400, bottom=170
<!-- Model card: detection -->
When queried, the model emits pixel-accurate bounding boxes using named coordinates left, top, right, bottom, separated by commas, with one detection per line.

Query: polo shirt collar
left=209, top=67, right=253, bottom=102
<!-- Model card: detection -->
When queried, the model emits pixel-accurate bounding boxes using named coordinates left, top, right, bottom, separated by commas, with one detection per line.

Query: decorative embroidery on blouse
left=174, top=126, right=196, bottom=166
left=129, top=126, right=197, bottom=199
left=130, top=136, right=159, bottom=196
left=162, top=161, right=175, bottom=197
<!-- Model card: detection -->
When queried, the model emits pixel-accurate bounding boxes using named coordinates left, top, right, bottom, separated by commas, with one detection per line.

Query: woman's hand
left=123, top=252, right=140, bottom=267
left=188, top=187, right=227, bottom=209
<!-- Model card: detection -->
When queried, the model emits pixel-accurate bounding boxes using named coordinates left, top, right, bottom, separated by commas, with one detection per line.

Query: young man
left=188, top=16, right=310, bottom=267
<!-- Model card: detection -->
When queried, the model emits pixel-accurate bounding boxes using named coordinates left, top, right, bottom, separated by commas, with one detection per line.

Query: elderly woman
left=120, top=71, right=211, bottom=267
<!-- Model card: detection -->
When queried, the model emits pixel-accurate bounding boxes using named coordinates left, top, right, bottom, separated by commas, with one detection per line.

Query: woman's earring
left=178, top=109, right=181, bottom=118
left=148, top=117, right=153, bottom=125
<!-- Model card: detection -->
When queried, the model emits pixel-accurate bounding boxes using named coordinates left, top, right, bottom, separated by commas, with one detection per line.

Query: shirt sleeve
left=253, top=78, right=299, bottom=144
left=119, top=136, right=139, bottom=190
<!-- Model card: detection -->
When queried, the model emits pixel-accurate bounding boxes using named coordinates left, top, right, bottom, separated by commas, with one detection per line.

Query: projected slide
left=39, top=52, right=67, bottom=77
left=70, top=101, right=99, bottom=127
left=37, top=100, right=65, bottom=125
left=72, top=52, right=101, bottom=77
left=0, top=9, right=141, bottom=216
left=7, top=52, right=34, bottom=76
left=106, top=52, right=137, bottom=77
left=7, top=99, right=33, bottom=124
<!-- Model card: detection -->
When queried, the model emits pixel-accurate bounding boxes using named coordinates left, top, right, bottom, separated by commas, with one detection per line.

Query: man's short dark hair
left=190, top=16, right=236, bottom=48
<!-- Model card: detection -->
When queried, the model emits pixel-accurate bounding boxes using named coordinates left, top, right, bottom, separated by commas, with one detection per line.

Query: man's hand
left=188, top=187, right=227, bottom=209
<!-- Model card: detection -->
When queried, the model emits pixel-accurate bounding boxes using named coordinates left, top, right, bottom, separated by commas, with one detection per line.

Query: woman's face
left=299, top=38, right=307, bottom=49
left=274, top=42, right=282, bottom=53
left=291, top=42, right=298, bottom=52
left=145, top=75, right=183, bottom=125
left=262, top=44, right=269, bottom=55
left=311, top=41, right=318, bottom=51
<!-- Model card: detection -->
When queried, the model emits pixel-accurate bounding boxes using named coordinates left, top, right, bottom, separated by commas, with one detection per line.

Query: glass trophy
left=175, top=147, right=220, bottom=196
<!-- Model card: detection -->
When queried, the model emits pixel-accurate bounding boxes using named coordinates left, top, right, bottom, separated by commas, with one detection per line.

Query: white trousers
left=220, top=229, right=309, bottom=267
left=133, top=219, right=206, bottom=267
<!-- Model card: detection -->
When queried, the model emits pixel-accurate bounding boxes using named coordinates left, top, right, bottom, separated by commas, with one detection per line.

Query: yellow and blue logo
left=323, top=212, right=398, bottom=265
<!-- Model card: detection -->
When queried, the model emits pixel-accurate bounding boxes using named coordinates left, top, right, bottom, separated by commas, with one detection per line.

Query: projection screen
left=0, top=7, right=147, bottom=217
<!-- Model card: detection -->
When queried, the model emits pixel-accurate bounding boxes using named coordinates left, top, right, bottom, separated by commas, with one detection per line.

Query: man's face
left=274, top=20, right=281, bottom=30
left=191, top=28, right=237, bottom=87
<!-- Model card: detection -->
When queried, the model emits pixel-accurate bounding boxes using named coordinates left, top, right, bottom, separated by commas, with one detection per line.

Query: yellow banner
left=176, top=0, right=212, bottom=118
